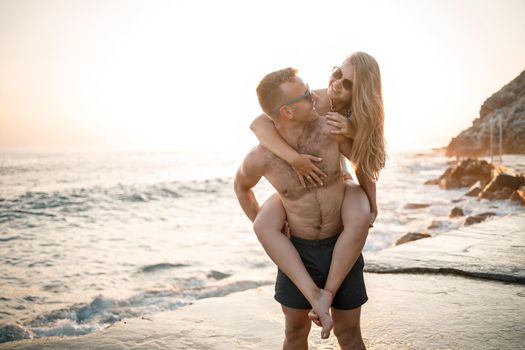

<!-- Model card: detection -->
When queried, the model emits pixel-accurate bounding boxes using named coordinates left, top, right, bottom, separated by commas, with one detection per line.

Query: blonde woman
left=250, top=52, right=386, bottom=344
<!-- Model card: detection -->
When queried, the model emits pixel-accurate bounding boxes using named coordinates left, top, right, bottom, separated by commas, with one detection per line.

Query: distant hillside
left=446, top=70, right=525, bottom=157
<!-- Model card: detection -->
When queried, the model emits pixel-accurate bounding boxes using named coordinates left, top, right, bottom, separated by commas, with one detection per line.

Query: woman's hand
left=326, top=112, right=354, bottom=139
left=343, top=172, right=353, bottom=182
left=290, top=154, right=328, bottom=188
left=281, top=220, right=291, bottom=239
left=369, top=208, right=378, bottom=228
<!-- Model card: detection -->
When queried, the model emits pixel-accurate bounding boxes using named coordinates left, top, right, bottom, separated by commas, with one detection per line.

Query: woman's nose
left=332, top=79, right=342, bottom=91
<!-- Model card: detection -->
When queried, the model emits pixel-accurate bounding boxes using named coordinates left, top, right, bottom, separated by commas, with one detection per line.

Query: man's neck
left=274, top=119, right=315, bottom=150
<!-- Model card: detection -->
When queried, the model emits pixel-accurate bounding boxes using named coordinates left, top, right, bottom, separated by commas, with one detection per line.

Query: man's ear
left=282, top=106, right=294, bottom=120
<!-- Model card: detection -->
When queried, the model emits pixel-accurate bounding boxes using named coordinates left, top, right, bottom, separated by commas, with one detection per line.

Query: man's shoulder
left=246, top=144, right=272, bottom=159
left=242, top=144, right=271, bottom=170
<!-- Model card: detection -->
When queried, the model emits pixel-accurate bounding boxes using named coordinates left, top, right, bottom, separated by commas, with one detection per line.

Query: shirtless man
left=234, top=68, right=368, bottom=350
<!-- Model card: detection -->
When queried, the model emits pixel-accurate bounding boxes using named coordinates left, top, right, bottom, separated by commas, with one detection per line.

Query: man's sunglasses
left=332, top=66, right=353, bottom=91
left=272, top=85, right=312, bottom=113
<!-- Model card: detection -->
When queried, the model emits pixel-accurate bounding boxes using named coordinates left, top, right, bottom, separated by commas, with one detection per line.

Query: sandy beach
left=2, top=213, right=523, bottom=350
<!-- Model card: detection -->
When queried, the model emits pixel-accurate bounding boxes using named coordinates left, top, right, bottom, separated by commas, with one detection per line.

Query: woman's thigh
left=253, top=193, right=286, bottom=231
left=341, top=182, right=370, bottom=227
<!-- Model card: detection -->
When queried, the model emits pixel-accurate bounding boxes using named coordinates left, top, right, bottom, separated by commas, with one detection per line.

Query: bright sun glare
left=1, top=0, right=524, bottom=155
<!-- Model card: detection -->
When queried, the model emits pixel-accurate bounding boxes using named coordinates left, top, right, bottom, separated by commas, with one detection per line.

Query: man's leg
left=332, top=307, right=366, bottom=350
left=323, top=182, right=370, bottom=296
left=254, top=193, right=333, bottom=338
left=282, top=306, right=311, bottom=350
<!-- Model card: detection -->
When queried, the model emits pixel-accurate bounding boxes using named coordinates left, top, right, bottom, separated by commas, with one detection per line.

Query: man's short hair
left=256, top=67, right=298, bottom=119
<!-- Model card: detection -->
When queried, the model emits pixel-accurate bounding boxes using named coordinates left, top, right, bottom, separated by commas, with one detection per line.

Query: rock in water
left=404, top=203, right=431, bottom=209
left=427, top=220, right=445, bottom=229
left=424, top=178, right=440, bottom=185
left=464, top=212, right=497, bottom=226
left=449, top=206, right=464, bottom=218
left=492, top=187, right=515, bottom=200
left=479, top=173, right=524, bottom=199
left=465, top=181, right=483, bottom=197
left=395, top=232, right=431, bottom=245
left=510, top=186, right=525, bottom=205
left=433, top=159, right=494, bottom=190
left=207, top=270, right=231, bottom=280
left=446, top=70, right=525, bottom=157
left=433, top=159, right=525, bottom=204
left=483, top=173, right=523, bottom=192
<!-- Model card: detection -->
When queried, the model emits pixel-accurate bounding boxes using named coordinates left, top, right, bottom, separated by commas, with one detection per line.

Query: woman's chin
left=328, top=87, right=342, bottom=101
left=328, top=85, right=351, bottom=104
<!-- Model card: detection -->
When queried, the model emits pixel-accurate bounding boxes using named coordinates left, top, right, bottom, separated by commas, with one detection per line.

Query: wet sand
left=2, top=213, right=524, bottom=349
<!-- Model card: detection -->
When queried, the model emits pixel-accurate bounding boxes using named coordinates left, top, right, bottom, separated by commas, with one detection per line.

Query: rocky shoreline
left=395, top=157, right=524, bottom=245
left=401, top=65, right=524, bottom=245
left=395, top=68, right=525, bottom=246
left=446, top=69, right=525, bottom=156
left=428, top=158, right=525, bottom=201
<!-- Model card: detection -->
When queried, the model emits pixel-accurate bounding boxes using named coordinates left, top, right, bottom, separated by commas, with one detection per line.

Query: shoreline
left=365, top=213, right=525, bottom=284
left=2, top=274, right=523, bottom=350
left=2, top=213, right=524, bottom=349
left=1, top=152, right=523, bottom=347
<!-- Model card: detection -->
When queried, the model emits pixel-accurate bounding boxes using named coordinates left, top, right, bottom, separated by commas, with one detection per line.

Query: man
left=234, top=68, right=368, bottom=350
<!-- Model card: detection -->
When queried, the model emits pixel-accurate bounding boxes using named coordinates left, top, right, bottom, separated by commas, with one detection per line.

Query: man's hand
left=290, top=154, right=328, bottom=188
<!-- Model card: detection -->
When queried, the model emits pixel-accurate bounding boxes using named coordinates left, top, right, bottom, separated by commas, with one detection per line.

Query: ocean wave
left=0, top=323, right=33, bottom=343
left=139, top=263, right=190, bottom=273
left=31, top=319, right=103, bottom=338
left=0, top=178, right=232, bottom=225
left=0, top=235, right=21, bottom=242
left=0, top=278, right=273, bottom=344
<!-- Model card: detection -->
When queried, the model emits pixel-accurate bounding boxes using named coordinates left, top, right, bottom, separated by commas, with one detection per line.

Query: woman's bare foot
left=308, top=310, right=321, bottom=326
left=309, top=289, right=333, bottom=339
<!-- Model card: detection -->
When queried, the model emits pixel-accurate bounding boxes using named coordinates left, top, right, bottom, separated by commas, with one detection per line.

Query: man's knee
left=334, top=324, right=362, bottom=346
left=333, top=308, right=363, bottom=347
left=284, top=321, right=310, bottom=343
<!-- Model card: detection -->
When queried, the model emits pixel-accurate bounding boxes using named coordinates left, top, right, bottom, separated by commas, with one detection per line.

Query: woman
left=250, top=52, right=386, bottom=338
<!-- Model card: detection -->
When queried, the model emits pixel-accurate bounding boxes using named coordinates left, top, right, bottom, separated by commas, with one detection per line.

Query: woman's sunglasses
left=332, top=66, right=353, bottom=91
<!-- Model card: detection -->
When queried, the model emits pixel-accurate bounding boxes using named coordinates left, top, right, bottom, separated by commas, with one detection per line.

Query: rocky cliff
left=446, top=70, right=525, bottom=157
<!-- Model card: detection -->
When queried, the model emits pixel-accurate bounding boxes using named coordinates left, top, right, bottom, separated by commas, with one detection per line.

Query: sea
left=0, top=148, right=523, bottom=343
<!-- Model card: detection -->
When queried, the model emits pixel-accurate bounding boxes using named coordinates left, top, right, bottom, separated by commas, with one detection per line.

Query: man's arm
left=337, top=137, right=378, bottom=225
left=233, top=148, right=266, bottom=222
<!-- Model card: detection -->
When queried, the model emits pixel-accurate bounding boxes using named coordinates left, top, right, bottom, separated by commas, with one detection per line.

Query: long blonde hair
left=347, top=52, right=386, bottom=181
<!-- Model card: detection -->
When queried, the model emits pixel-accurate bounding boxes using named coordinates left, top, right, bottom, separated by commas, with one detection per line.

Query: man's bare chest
left=263, top=132, right=341, bottom=200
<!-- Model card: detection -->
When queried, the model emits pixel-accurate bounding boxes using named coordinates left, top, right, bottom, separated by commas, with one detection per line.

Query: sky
left=1, top=0, right=524, bottom=155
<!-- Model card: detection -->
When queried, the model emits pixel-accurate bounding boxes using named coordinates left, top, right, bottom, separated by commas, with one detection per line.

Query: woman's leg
left=254, top=193, right=333, bottom=339
left=323, top=181, right=370, bottom=297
